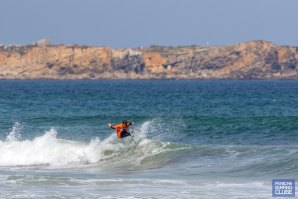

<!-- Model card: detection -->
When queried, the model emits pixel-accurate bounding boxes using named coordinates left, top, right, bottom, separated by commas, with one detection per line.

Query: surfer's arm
left=109, top=123, right=124, bottom=129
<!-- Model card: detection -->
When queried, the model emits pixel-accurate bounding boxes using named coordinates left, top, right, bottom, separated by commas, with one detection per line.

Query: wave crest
left=0, top=122, right=188, bottom=168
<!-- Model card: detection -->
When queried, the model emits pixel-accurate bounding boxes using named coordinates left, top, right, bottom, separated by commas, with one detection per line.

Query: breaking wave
left=0, top=122, right=190, bottom=169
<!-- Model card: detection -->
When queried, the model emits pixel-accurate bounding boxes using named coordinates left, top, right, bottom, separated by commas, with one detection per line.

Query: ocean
left=0, top=80, right=297, bottom=198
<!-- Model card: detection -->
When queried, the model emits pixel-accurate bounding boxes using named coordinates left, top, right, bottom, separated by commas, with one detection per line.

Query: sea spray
left=5, top=122, right=22, bottom=142
left=140, top=117, right=186, bottom=142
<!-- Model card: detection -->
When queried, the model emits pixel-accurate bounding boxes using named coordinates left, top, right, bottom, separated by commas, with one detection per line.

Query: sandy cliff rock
left=0, top=41, right=297, bottom=79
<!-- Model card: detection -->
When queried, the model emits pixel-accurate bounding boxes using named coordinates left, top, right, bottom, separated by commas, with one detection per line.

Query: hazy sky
left=0, top=0, right=297, bottom=48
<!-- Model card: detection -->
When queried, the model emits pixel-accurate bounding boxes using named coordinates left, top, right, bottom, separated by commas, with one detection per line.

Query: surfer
left=108, top=120, right=134, bottom=139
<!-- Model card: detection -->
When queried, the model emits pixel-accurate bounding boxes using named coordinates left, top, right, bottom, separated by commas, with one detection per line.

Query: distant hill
left=0, top=40, right=297, bottom=79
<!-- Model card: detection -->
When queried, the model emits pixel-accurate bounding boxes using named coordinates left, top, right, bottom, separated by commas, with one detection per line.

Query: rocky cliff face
left=0, top=41, right=297, bottom=79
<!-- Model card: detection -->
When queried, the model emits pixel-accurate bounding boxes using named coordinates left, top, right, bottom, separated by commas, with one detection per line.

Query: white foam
left=0, top=128, right=104, bottom=166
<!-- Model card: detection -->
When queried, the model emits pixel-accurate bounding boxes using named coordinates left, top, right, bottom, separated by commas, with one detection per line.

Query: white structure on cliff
left=33, top=39, right=50, bottom=47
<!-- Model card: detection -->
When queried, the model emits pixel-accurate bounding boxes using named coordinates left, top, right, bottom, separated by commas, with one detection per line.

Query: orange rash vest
left=111, top=123, right=129, bottom=138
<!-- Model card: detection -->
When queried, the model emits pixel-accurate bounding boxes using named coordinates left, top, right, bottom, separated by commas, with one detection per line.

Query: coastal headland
left=0, top=40, right=298, bottom=79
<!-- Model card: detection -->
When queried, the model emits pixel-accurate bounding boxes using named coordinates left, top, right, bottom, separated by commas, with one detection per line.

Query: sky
left=0, top=0, right=297, bottom=48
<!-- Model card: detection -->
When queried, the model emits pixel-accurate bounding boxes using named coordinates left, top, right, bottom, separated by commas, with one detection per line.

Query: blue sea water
left=0, top=80, right=298, bottom=198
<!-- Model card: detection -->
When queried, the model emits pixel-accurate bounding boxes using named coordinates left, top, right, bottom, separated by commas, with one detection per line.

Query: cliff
left=0, top=40, right=298, bottom=79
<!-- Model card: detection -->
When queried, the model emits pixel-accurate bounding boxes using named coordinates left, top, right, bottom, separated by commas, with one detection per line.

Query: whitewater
left=0, top=121, right=181, bottom=167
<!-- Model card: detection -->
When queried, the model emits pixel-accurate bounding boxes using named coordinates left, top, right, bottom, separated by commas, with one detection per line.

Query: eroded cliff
left=0, top=41, right=297, bottom=79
